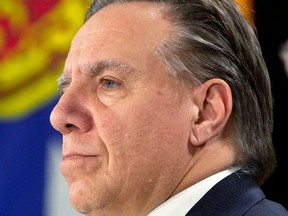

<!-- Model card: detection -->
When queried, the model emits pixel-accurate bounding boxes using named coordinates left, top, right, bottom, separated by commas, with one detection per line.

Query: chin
left=68, top=178, right=121, bottom=214
left=69, top=180, right=94, bottom=214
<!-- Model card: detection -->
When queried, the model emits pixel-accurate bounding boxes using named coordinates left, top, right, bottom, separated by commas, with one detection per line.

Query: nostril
left=66, top=123, right=74, bottom=128
left=50, top=99, right=92, bottom=133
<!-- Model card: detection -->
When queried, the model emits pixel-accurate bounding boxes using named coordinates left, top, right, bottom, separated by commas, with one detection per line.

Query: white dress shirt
left=147, top=167, right=240, bottom=216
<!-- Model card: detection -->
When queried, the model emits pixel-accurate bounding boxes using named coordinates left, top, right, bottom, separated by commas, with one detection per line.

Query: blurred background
left=0, top=0, right=287, bottom=215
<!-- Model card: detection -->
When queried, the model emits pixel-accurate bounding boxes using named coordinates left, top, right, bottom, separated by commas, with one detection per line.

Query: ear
left=189, top=78, right=233, bottom=146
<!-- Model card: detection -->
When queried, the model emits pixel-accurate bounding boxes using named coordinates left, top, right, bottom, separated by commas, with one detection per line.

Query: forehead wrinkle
left=81, top=58, right=136, bottom=77
left=82, top=29, right=126, bottom=36
left=71, top=28, right=127, bottom=48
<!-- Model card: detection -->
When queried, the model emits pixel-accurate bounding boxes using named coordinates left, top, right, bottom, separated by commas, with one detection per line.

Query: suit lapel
left=185, top=172, right=265, bottom=216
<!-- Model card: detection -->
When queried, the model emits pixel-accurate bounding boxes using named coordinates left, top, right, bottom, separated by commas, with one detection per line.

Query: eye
left=100, top=78, right=121, bottom=90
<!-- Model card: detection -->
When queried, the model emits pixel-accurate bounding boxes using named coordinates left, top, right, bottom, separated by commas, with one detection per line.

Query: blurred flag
left=0, top=0, right=89, bottom=215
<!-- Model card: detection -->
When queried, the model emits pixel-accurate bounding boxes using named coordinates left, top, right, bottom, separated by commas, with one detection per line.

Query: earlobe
left=190, top=78, right=233, bottom=146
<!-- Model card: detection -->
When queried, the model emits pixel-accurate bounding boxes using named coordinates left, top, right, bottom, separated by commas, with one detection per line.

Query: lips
left=62, top=152, right=97, bottom=161
left=60, top=152, right=100, bottom=182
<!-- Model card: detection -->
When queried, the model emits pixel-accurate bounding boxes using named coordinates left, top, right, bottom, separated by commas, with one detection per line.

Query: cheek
left=88, top=95, right=193, bottom=208
left=98, top=98, right=191, bottom=172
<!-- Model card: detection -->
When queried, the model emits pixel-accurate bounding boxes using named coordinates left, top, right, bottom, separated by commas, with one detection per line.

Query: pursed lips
left=62, top=152, right=98, bottom=161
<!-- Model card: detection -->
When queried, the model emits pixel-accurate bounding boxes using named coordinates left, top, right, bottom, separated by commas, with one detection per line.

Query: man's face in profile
left=50, top=2, right=195, bottom=215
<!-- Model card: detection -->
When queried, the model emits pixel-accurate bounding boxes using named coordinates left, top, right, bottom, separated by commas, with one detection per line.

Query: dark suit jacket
left=186, top=172, right=288, bottom=216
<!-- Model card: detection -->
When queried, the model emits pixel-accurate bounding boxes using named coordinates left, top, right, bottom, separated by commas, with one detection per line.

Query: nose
left=50, top=90, right=92, bottom=134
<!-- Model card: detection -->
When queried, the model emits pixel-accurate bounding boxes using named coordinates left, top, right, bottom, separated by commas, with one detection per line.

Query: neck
left=170, top=140, right=236, bottom=197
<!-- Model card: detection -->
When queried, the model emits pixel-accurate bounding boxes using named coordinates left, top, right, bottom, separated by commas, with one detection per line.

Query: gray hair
left=85, top=0, right=276, bottom=184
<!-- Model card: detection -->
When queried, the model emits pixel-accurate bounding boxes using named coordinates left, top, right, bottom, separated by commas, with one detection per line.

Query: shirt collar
left=147, top=167, right=240, bottom=216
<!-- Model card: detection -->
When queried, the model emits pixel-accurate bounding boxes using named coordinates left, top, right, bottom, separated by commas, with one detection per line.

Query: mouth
left=60, top=152, right=101, bottom=179
left=62, top=153, right=98, bottom=161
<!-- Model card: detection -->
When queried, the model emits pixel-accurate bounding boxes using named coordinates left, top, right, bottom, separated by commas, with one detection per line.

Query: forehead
left=69, top=2, right=171, bottom=56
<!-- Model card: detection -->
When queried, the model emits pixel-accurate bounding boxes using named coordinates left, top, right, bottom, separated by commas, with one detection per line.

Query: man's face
left=50, top=2, right=195, bottom=215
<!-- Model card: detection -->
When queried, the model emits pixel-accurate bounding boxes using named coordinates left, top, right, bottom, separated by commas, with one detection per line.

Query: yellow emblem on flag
left=0, top=0, right=90, bottom=119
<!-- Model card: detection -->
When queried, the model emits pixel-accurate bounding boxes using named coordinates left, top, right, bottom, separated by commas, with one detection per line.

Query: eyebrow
left=57, top=58, right=135, bottom=95
left=86, top=58, right=135, bottom=76
left=57, top=73, right=70, bottom=96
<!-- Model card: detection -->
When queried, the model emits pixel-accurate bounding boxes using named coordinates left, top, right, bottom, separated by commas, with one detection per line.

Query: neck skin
left=171, top=138, right=236, bottom=198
